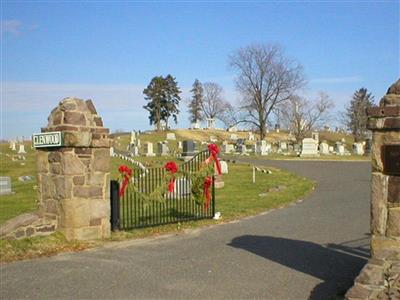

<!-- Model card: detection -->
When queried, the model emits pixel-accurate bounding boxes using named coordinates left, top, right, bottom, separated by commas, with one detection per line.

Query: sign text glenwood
left=32, top=132, right=64, bottom=148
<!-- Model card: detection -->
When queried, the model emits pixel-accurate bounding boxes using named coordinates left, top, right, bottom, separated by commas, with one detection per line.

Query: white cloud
left=1, top=20, right=22, bottom=36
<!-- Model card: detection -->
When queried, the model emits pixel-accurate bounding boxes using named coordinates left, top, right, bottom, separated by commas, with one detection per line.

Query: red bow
left=165, top=161, right=178, bottom=192
left=118, top=165, right=132, bottom=197
left=207, top=143, right=222, bottom=175
left=204, top=176, right=213, bottom=209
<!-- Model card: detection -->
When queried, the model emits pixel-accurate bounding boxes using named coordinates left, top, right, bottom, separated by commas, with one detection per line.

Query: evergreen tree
left=345, top=88, right=375, bottom=141
left=188, top=79, right=204, bottom=123
left=143, top=75, right=181, bottom=131
left=162, top=75, right=181, bottom=128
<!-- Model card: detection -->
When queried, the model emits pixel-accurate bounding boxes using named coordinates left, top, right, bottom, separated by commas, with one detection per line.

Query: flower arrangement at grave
left=117, top=143, right=222, bottom=208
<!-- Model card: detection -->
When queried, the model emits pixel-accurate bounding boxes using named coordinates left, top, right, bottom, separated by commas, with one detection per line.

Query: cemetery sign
left=32, top=131, right=64, bottom=148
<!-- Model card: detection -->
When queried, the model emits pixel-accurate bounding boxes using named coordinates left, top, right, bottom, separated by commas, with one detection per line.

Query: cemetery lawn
left=0, top=143, right=38, bottom=224
left=1, top=159, right=314, bottom=262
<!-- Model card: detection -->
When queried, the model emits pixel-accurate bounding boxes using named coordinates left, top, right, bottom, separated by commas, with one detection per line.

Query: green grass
left=0, top=143, right=38, bottom=224
left=0, top=155, right=314, bottom=262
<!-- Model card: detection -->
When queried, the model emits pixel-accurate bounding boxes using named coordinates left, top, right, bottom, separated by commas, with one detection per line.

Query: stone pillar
left=36, top=98, right=111, bottom=240
left=367, top=80, right=400, bottom=256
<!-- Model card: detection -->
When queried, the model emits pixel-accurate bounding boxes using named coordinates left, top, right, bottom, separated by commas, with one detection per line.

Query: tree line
left=142, top=43, right=374, bottom=142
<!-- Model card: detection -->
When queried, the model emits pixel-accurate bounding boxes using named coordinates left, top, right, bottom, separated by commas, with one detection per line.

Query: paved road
left=1, top=160, right=371, bottom=300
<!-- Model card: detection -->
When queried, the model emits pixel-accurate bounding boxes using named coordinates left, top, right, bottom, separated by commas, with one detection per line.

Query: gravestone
left=335, top=142, right=345, bottom=155
left=278, top=141, right=287, bottom=151
left=130, top=131, right=136, bottom=144
left=206, top=118, right=216, bottom=129
left=319, top=142, right=329, bottom=155
left=136, top=139, right=141, bottom=148
left=157, top=142, right=169, bottom=156
left=166, top=133, right=176, bottom=140
left=144, top=142, right=155, bottom=157
left=182, top=140, right=197, bottom=158
left=177, top=141, right=183, bottom=150
left=18, top=144, right=26, bottom=154
left=172, top=178, right=191, bottom=197
left=222, top=143, right=235, bottom=154
left=248, top=132, right=255, bottom=141
left=35, top=97, right=111, bottom=240
left=110, top=147, right=114, bottom=157
left=256, top=140, right=268, bottom=156
left=209, top=135, right=218, bottom=142
left=230, top=134, right=238, bottom=141
left=191, top=121, right=200, bottom=129
left=220, top=161, right=229, bottom=174
left=0, top=176, right=12, bottom=195
left=352, top=143, right=364, bottom=155
left=239, top=144, right=247, bottom=154
left=228, top=126, right=238, bottom=132
left=11, top=142, right=16, bottom=151
left=300, top=138, right=319, bottom=157
left=312, top=132, right=319, bottom=143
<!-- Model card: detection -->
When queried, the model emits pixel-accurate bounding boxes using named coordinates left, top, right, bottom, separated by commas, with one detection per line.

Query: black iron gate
left=110, top=150, right=215, bottom=231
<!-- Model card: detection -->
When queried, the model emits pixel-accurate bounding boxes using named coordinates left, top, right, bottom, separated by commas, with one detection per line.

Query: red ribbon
left=204, top=176, right=213, bottom=209
left=165, top=161, right=178, bottom=193
left=118, top=165, right=132, bottom=197
left=207, top=143, right=222, bottom=175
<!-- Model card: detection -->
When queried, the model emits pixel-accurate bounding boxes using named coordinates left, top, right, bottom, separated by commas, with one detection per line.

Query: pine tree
left=345, top=88, right=375, bottom=141
left=188, top=79, right=204, bottom=123
left=162, top=74, right=181, bottom=129
left=143, top=75, right=181, bottom=131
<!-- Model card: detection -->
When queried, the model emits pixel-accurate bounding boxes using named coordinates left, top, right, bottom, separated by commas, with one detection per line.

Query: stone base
left=145, top=153, right=156, bottom=157
left=345, top=250, right=400, bottom=300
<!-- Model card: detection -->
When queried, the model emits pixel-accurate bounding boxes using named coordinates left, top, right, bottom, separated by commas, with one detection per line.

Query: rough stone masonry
left=36, top=97, right=112, bottom=240
left=346, top=80, right=400, bottom=300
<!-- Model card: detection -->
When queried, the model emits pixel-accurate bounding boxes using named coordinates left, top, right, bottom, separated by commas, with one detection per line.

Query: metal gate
left=110, top=150, right=215, bottom=230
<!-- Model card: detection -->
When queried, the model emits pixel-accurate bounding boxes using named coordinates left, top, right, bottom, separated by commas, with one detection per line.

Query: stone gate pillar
left=367, top=80, right=400, bottom=256
left=36, top=98, right=111, bottom=240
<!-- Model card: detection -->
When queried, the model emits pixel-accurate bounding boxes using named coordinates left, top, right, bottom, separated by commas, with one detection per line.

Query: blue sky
left=1, top=1, right=399, bottom=139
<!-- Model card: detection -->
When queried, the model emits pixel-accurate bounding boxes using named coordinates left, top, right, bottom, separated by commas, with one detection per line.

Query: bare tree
left=229, top=43, right=305, bottom=139
left=281, top=92, right=334, bottom=143
left=201, top=82, right=229, bottom=119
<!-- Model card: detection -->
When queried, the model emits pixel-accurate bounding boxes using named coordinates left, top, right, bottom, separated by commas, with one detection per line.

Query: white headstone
left=0, top=176, right=12, bottom=195
left=18, top=144, right=26, bottom=154
left=312, top=132, right=319, bottom=143
left=256, top=140, right=268, bottom=156
left=319, top=142, right=329, bottom=155
left=239, top=145, right=247, bottom=154
left=353, top=143, right=364, bottom=155
left=220, top=161, right=229, bottom=174
left=248, top=132, right=255, bottom=141
left=206, top=118, right=216, bottom=129
left=227, top=126, right=238, bottom=132
left=230, top=134, right=238, bottom=141
left=110, top=147, right=114, bottom=157
left=144, top=142, right=155, bottom=157
left=209, top=135, right=218, bottom=142
left=166, top=133, right=176, bottom=140
left=300, top=138, right=319, bottom=157
left=222, top=143, right=235, bottom=154
left=157, top=142, right=169, bottom=156
left=178, top=141, right=183, bottom=149
left=191, top=121, right=200, bottom=129
left=130, top=131, right=136, bottom=144
left=11, top=142, right=16, bottom=151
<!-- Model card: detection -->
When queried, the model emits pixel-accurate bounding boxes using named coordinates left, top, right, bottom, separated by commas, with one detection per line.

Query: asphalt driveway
left=0, top=160, right=371, bottom=300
